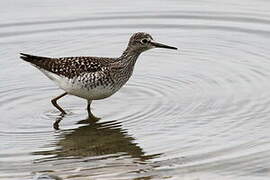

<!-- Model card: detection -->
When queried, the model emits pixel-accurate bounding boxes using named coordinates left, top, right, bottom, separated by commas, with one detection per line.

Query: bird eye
left=141, top=39, right=148, bottom=44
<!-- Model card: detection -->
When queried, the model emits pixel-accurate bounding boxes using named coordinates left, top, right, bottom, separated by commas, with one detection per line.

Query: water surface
left=1, top=0, right=270, bottom=179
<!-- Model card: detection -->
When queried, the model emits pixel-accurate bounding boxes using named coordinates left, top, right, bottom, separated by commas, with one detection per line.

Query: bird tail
left=20, top=53, right=50, bottom=63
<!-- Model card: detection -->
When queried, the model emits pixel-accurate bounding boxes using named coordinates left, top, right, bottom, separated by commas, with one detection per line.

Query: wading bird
left=20, top=32, right=177, bottom=119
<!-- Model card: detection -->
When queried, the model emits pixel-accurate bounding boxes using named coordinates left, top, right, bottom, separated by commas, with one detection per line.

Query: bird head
left=127, top=32, right=177, bottom=53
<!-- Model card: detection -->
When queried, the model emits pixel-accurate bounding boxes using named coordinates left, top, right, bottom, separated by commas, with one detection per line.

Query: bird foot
left=88, top=113, right=101, bottom=122
left=53, top=113, right=66, bottom=130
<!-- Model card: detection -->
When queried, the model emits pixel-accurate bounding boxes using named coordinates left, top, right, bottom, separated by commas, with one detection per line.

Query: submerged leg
left=53, top=113, right=65, bottom=130
left=51, top=92, right=68, bottom=114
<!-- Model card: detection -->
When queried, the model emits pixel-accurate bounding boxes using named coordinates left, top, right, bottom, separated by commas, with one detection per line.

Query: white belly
left=66, top=84, right=115, bottom=100
left=40, top=69, right=116, bottom=100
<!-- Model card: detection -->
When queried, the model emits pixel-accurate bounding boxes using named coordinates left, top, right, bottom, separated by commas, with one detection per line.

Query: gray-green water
left=1, top=0, right=270, bottom=179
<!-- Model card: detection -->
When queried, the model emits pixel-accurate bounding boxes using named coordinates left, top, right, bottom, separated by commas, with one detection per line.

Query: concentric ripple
left=1, top=0, right=270, bottom=179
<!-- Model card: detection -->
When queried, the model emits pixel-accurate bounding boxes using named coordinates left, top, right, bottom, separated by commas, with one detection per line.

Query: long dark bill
left=150, top=41, right=177, bottom=50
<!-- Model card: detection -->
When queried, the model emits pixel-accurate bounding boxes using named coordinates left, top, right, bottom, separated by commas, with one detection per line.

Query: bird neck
left=110, top=47, right=141, bottom=82
left=119, top=46, right=142, bottom=64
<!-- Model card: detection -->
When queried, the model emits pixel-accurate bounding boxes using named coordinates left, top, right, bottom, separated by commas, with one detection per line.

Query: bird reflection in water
left=36, top=116, right=158, bottom=162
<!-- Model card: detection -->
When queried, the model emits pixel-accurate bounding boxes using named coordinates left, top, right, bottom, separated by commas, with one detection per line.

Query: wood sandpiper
left=20, top=32, right=177, bottom=119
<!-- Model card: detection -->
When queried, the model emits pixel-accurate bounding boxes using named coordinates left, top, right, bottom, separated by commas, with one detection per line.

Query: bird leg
left=53, top=113, right=65, bottom=130
left=87, top=100, right=100, bottom=121
left=51, top=92, right=68, bottom=114
left=87, top=100, right=93, bottom=117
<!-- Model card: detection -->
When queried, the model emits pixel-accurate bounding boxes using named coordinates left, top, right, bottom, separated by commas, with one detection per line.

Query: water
left=1, top=0, right=270, bottom=179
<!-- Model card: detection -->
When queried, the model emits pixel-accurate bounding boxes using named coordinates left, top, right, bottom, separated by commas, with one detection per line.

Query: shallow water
left=1, top=0, right=270, bottom=179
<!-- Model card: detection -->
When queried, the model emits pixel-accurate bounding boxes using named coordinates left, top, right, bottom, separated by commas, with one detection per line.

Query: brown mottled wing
left=20, top=53, right=115, bottom=78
